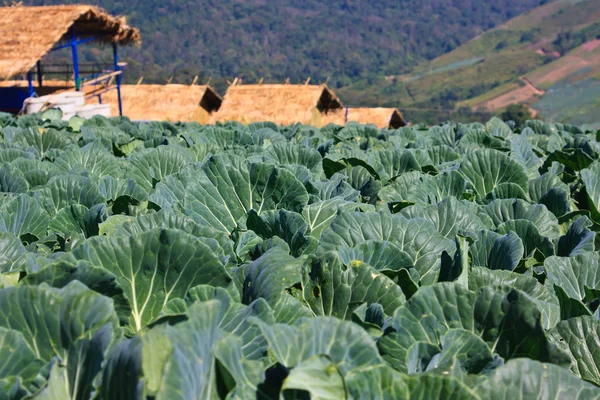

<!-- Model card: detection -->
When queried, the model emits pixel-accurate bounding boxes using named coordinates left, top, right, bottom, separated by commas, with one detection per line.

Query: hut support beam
left=50, top=36, right=97, bottom=52
left=70, top=27, right=80, bottom=91
left=36, top=61, right=43, bottom=88
left=113, top=43, right=123, bottom=116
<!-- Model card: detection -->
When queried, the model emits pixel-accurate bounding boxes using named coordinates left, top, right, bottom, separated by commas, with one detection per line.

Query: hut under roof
left=0, top=4, right=141, bottom=81
left=87, top=84, right=222, bottom=122
left=211, top=84, right=344, bottom=126
left=323, top=107, right=407, bottom=129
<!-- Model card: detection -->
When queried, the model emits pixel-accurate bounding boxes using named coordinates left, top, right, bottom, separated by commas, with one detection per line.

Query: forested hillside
left=25, top=0, right=552, bottom=92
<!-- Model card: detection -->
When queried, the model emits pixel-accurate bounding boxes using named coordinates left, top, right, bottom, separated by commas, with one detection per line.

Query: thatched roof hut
left=323, top=107, right=407, bottom=129
left=211, top=84, right=344, bottom=126
left=0, top=5, right=141, bottom=80
left=87, top=84, right=222, bottom=122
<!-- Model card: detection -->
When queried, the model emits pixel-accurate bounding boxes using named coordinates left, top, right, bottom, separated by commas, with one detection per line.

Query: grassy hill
left=25, top=0, right=550, bottom=96
left=337, top=0, right=600, bottom=125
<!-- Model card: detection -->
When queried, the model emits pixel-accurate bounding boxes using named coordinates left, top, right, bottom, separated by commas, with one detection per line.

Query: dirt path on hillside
left=520, top=77, right=545, bottom=95
left=481, top=78, right=545, bottom=112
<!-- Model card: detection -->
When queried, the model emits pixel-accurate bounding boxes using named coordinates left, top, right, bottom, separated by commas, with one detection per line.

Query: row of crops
left=0, top=111, right=600, bottom=399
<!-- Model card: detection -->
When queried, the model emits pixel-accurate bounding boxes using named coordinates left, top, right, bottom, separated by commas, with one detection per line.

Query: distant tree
left=501, top=103, right=533, bottom=126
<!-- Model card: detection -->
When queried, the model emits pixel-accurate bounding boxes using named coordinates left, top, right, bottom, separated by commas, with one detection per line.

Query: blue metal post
left=27, top=71, right=34, bottom=97
left=113, top=43, right=123, bottom=116
left=344, top=106, right=349, bottom=124
left=70, top=27, right=80, bottom=91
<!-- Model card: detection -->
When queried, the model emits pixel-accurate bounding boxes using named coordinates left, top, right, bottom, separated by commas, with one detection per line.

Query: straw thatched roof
left=211, top=84, right=344, bottom=126
left=0, top=5, right=141, bottom=80
left=323, top=107, right=407, bottom=129
left=87, top=84, right=222, bottom=123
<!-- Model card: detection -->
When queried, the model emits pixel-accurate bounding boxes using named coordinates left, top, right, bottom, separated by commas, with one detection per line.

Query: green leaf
left=114, top=210, right=235, bottom=264
left=400, top=197, right=487, bottom=239
left=468, top=267, right=560, bottom=329
left=544, top=253, right=600, bottom=304
left=345, top=365, right=408, bottom=399
left=481, top=198, right=560, bottom=238
left=255, top=317, right=384, bottom=377
left=71, top=228, right=233, bottom=332
left=337, top=165, right=381, bottom=204
left=128, top=146, right=193, bottom=189
left=98, top=215, right=136, bottom=236
left=338, top=240, right=414, bottom=272
left=281, top=355, right=345, bottom=400
left=379, top=171, right=466, bottom=206
left=475, top=359, right=600, bottom=399
left=407, top=373, right=481, bottom=399
left=35, top=176, right=105, bottom=217
left=0, top=232, right=28, bottom=273
left=552, top=285, right=593, bottom=320
left=302, top=252, right=405, bottom=319
left=247, top=209, right=317, bottom=257
left=486, top=182, right=529, bottom=202
left=93, top=338, right=143, bottom=400
left=487, top=117, right=513, bottom=138
left=236, top=248, right=309, bottom=323
left=156, top=300, right=265, bottom=400
left=319, top=212, right=455, bottom=285
left=308, top=174, right=359, bottom=202
left=369, top=149, right=420, bottom=184
left=438, top=236, right=469, bottom=287
left=14, top=128, right=71, bottom=158
left=140, top=326, right=172, bottom=396
left=0, top=327, right=45, bottom=385
left=49, top=204, right=105, bottom=239
left=545, top=149, right=595, bottom=172
left=549, top=316, right=600, bottom=386
left=510, top=134, right=542, bottom=178
left=428, top=329, right=494, bottom=374
left=557, top=216, right=595, bottom=256
left=98, top=176, right=148, bottom=203
left=0, top=195, right=50, bottom=241
left=54, top=143, right=121, bottom=178
left=0, top=165, right=29, bottom=194
left=28, top=363, right=70, bottom=400
left=265, top=143, right=324, bottom=176
left=377, top=283, right=569, bottom=373
left=184, top=155, right=308, bottom=234
left=20, top=260, right=130, bottom=320
left=0, top=283, right=118, bottom=400
left=459, top=149, right=528, bottom=201
left=302, top=199, right=368, bottom=239
left=469, top=230, right=524, bottom=271
left=528, top=173, right=571, bottom=217
left=583, top=161, right=600, bottom=219
left=496, top=220, right=554, bottom=259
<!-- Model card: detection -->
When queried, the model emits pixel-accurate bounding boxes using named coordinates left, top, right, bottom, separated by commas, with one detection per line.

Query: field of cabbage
left=1, top=111, right=600, bottom=399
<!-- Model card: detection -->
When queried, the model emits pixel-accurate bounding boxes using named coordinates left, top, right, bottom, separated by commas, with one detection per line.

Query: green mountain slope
left=342, top=0, right=600, bottom=125
left=25, top=0, right=550, bottom=94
